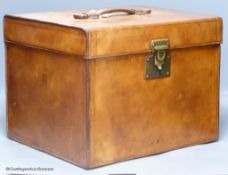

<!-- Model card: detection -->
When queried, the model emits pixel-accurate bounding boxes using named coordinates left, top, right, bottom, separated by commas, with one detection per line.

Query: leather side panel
left=89, top=45, right=220, bottom=167
left=89, top=18, right=222, bottom=58
left=4, top=16, right=87, bottom=57
left=6, top=44, right=88, bottom=167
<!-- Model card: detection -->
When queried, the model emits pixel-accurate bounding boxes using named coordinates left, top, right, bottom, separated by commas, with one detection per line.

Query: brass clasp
left=154, top=50, right=166, bottom=70
left=145, top=39, right=171, bottom=79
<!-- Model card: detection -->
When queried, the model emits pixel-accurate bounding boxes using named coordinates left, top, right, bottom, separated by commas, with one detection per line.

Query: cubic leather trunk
left=4, top=6, right=223, bottom=169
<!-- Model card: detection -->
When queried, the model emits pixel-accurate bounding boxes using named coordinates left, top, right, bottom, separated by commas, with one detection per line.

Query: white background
left=0, top=1, right=228, bottom=175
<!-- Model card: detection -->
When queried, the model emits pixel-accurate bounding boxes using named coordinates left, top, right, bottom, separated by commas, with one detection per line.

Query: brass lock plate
left=145, top=39, right=171, bottom=79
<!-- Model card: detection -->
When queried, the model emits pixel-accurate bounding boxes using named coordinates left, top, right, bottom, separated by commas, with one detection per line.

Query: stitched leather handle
left=73, top=8, right=151, bottom=19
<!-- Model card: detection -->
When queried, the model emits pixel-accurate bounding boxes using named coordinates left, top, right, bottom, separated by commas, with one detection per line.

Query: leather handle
left=73, top=8, right=151, bottom=19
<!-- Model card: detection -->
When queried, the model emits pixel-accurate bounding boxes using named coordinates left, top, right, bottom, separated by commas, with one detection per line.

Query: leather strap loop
left=73, top=8, right=151, bottom=19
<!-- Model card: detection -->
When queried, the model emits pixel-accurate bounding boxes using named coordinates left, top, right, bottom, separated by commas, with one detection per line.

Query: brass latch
left=145, top=39, right=171, bottom=79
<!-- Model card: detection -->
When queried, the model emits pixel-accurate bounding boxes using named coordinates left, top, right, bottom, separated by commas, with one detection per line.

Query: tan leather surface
left=6, top=43, right=220, bottom=168
left=4, top=17, right=87, bottom=57
left=4, top=7, right=223, bottom=58
left=5, top=6, right=222, bottom=169
left=89, top=45, right=220, bottom=167
left=89, top=18, right=222, bottom=58
left=6, top=44, right=88, bottom=167
left=10, top=6, right=221, bottom=30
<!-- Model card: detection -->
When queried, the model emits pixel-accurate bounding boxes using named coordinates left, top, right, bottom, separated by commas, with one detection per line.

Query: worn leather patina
left=4, top=6, right=223, bottom=168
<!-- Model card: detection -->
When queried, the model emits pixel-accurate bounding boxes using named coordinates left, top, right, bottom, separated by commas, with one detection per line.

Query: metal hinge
left=145, top=39, right=171, bottom=79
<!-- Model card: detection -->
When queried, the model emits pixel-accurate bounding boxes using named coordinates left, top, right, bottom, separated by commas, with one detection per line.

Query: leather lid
left=4, top=6, right=223, bottom=59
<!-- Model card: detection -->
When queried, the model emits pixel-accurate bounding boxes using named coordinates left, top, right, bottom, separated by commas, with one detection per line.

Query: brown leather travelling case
left=4, top=6, right=223, bottom=169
